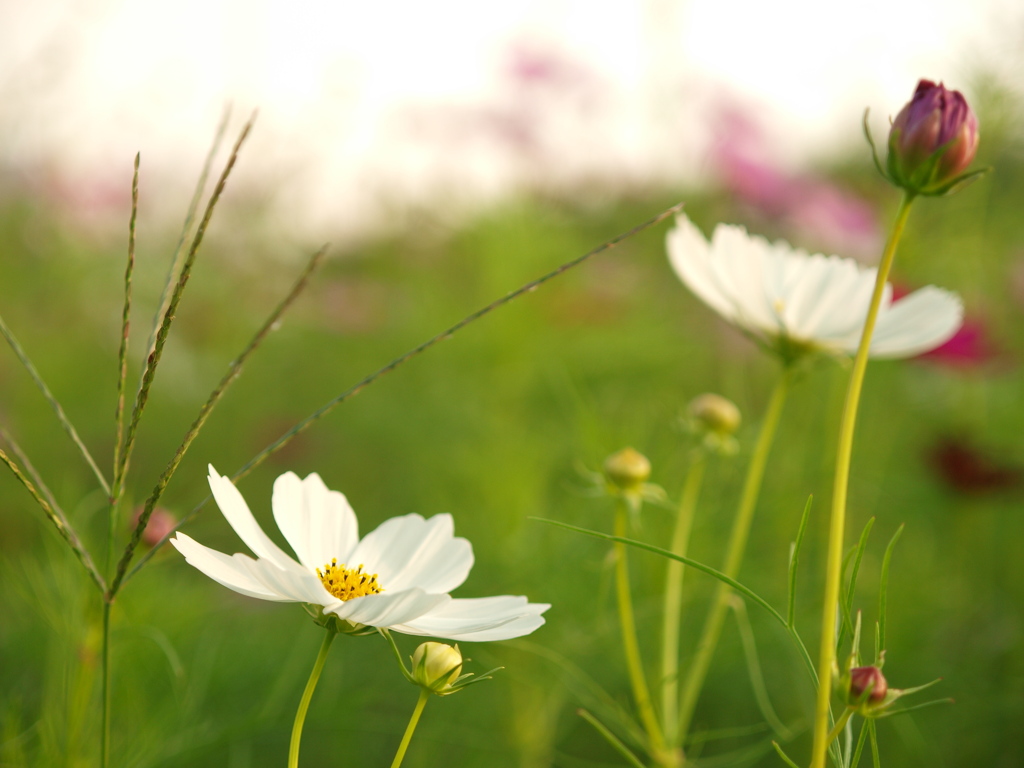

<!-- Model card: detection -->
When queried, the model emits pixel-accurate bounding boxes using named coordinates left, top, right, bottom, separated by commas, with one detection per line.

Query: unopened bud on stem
left=603, top=448, right=651, bottom=494
left=412, top=642, right=463, bottom=694
left=887, top=80, right=980, bottom=196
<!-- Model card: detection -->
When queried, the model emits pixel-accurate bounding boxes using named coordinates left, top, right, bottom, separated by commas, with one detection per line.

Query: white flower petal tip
left=665, top=213, right=962, bottom=362
left=175, top=470, right=547, bottom=641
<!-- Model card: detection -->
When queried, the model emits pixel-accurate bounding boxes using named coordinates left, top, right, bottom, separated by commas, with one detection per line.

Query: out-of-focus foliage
left=1, top=81, right=1023, bottom=767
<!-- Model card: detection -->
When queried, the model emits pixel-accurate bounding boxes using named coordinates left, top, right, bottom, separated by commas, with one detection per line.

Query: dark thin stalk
left=108, top=245, right=325, bottom=597
left=0, top=314, right=110, bottom=495
left=100, top=600, right=112, bottom=768
left=116, top=114, right=255, bottom=494
left=227, top=202, right=686, bottom=486
left=0, top=447, right=105, bottom=593
left=113, top=153, right=139, bottom=482
left=0, top=425, right=63, bottom=520
left=124, top=201, right=685, bottom=579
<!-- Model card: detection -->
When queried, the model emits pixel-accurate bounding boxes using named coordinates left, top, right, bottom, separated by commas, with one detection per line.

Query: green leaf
left=787, top=496, right=813, bottom=629
left=878, top=524, right=904, bottom=657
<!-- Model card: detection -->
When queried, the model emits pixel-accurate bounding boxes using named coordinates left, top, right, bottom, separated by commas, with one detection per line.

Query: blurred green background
left=2, top=91, right=1023, bottom=768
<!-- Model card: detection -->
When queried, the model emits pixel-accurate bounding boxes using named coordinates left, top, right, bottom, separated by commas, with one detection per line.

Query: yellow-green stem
left=809, top=193, right=915, bottom=768
left=676, top=369, right=791, bottom=742
left=614, top=499, right=666, bottom=756
left=660, top=454, right=706, bottom=746
left=390, top=690, right=430, bottom=768
left=289, top=631, right=336, bottom=768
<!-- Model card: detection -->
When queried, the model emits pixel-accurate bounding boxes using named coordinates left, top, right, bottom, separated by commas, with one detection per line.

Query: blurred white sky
left=1, top=0, right=1021, bottom=237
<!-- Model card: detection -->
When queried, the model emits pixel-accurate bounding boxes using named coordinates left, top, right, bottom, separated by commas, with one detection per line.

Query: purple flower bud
left=888, top=80, right=979, bottom=195
left=849, top=665, right=888, bottom=704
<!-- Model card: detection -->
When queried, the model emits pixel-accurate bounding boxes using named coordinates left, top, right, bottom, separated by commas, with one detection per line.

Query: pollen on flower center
left=316, top=559, right=384, bottom=601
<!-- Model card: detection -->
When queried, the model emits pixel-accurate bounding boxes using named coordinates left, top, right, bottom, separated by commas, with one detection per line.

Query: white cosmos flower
left=171, top=467, right=549, bottom=641
left=666, top=214, right=963, bottom=360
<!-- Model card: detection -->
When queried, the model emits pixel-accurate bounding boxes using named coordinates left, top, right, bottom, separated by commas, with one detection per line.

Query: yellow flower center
left=316, top=559, right=384, bottom=601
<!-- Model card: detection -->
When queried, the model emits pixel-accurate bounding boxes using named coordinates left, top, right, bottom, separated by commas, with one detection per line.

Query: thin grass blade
left=0, top=447, right=105, bottom=593
left=787, top=495, right=812, bottom=628
left=577, top=709, right=647, bottom=768
left=225, top=201, right=685, bottom=487
left=729, top=595, right=793, bottom=740
left=771, top=741, right=801, bottom=768
left=844, top=517, right=875, bottom=640
left=877, top=524, right=904, bottom=656
left=0, top=314, right=110, bottom=495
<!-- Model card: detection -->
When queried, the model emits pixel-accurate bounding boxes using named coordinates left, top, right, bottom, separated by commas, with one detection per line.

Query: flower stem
left=613, top=498, right=666, bottom=757
left=390, top=690, right=430, bottom=768
left=809, top=192, right=915, bottom=768
left=289, top=631, right=336, bottom=768
left=660, top=453, right=706, bottom=746
left=676, top=369, right=791, bottom=743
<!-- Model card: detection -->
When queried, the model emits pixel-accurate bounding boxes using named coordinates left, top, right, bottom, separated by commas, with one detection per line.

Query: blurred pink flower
left=132, top=506, right=178, bottom=548
left=710, top=103, right=883, bottom=260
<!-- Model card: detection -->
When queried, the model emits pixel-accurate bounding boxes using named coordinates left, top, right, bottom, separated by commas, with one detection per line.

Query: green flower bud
left=603, top=448, right=651, bottom=494
left=688, top=393, right=741, bottom=437
left=412, top=642, right=463, bottom=694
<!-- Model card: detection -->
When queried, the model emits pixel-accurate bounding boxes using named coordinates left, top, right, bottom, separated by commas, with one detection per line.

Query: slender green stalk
left=0, top=314, right=110, bottom=495
left=809, top=193, right=915, bottom=768
left=126, top=202, right=686, bottom=574
left=614, top=499, right=666, bottom=758
left=390, top=690, right=430, bottom=768
left=729, top=596, right=790, bottom=739
left=578, top=709, right=648, bottom=768
left=660, top=454, right=705, bottom=746
left=824, top=708, right=855, bottom=749
left=116, top=115, right=255, bottom=494
left=0, top=447, right=105, bottom=593
left=109, top=246, right=326, bottom=597
left=101, top=600, right=112, bottom=768
left=676, top=369, right=791, bottom=741
left=289, top=631, right=336, bottom=768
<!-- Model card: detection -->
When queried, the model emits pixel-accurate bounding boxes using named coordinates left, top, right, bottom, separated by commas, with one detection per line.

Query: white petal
left=393, top=596, right=550, bottom=641
left=329, top=588, right=450, bottom=627
left=272, top=471, right=359, bottom=570
left=666, top=215, right=738, bottom=322
left=377, top=514, right=473, bottom=593
left=710, top=225, right=778, bottom=333
left=171, top=532, right=289, bottom=601
left=207, top=466, right=296, bottom=570
left=869, top=286, right=963, bottom=359
left=238, top=554, right=338, bottom=605
left=347, top=513, right=472, bottom=593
